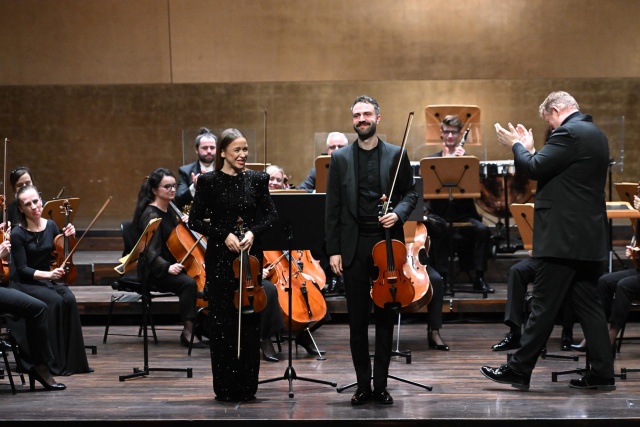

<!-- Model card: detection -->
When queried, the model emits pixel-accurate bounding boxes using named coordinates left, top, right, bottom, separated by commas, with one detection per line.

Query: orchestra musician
left=9, top=184, right=92, bottom=375
left=298, top=132, right=348, bottom=192
left=575, top=194, right=640, bottom=352
left=0, top=239, right=66, bottom=391
left=482, top=91, right=614, bottom=391
left=263, top=165, right=326, bottom=360
left=2, top=166, right=35, bottom=227
left=424, top=114, right=493, bottom=294
left=189, top=128, right=277, bottom=402
left=132, top=168, right=205, bottom=349
left=491, top=252, right=575, bottom=352
left=299, top=133, right=349, bottom=295
left=326, top=95, right=417, bottom=406
left=175, top=127, right=217, bottom=210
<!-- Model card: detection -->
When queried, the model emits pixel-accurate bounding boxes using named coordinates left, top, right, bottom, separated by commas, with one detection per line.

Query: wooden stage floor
left=3, top=322, right=640, bottom=426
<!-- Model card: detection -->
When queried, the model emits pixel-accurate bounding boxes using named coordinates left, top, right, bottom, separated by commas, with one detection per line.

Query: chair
left=0, top=314, right=25, bottom=395
left=103, top=221, right=175, bottom=346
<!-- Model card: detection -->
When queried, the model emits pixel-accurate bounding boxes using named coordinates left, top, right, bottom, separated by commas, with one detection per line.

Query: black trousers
left=597, top=268, right=640, bottom=329
left=343, top=233, right=396, bottom=391
left=508, top=257, right=613, bottom=378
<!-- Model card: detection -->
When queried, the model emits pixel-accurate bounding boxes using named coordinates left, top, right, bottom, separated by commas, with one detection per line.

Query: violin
left=51, top=199, right=78, bottom=284
left=401, top=222, right=433, bottom=313
left=233, top=217, right=267, bottom=314
left=371, top=195, right=415, bottom=310
left=167, top=201, right=207, bottom=308
left=263, top=250, right=327, bottom=332
left=51, top=197, right=113, bottom=285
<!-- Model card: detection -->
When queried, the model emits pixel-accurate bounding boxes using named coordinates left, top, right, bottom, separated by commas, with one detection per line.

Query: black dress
left=9, top=220, right=91, bottom=375
left=189, top=169, right=277, bottom=401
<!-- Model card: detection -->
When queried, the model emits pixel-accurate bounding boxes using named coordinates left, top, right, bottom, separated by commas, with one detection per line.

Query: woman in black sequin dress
left=189, top=128, right=277, bottom=402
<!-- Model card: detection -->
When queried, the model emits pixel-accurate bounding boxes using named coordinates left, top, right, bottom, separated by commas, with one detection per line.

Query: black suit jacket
left=175, top=161, right=202, bottom=209
left=513, top=112, right=609, bottom=261
left=325, top=139, right=417, bottom=266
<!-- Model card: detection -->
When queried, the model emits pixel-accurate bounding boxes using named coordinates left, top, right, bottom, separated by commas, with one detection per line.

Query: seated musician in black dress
left=0, top=238, right=65, bottom=391
left=9, top=184, right=92, bottom=376
left=132, top=167, right=205, bottom=349
left=424, top=114, right=493, bottom=293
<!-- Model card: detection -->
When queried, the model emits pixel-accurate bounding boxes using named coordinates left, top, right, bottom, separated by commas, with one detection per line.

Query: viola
left=232, top=217, right=267, bottom=314
left=263, top=250, right=327, bottom=332
left=370, top=111, right=416, bottom=311
left=401, top=222, right=433, bottom=314
left=167, top=201, right=207, bottom=308
left=51, top=199, right=78, bottom=284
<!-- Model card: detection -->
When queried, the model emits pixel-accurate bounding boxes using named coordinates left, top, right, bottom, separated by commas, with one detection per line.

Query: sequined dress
left=189, top=169, right=277, bottom=400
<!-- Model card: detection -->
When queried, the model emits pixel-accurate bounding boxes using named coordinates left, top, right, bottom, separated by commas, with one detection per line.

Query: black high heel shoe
left=295, top=332, right=326, bottom=356
left=28, top=368, right=66, bottom=391
left=428, top=330, right=450, bottom=351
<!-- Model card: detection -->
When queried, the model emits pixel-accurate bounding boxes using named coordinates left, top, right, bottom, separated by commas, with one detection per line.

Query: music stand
left=118, top=218, right=193, bottom=381
left=259, top=193, right=337, bottom=397
left=420, top=156, right=485, bottom=296
left=43, top=198, right=79, bottom=229
left=314, top=155, right=331, bottom=193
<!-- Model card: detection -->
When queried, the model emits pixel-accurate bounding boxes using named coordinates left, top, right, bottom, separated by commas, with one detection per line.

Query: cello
left=401, top=222, right=433, bottom=314
left=263, top=250, right=327, bottom=332
left=166, top=201, right=207, bottom=308
left=370, top=111, right=416, bottom=311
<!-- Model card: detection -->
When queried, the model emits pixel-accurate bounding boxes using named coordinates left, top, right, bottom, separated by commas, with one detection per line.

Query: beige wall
left=0, top=0, right=638, bottom=227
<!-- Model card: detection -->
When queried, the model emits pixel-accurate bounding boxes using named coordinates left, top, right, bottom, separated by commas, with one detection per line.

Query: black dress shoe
left=373, top=388, right=393, bottom=405
left=492, top=333, right=521, bottom=351
left=350, top=386, right=373, bottom=405
left=473, top=278, right=495, bottom=293
left=295, top=332, right=326, bottom=356
left=480, top=364, right=531, bottom=390
left=569, top=374, right=616, bottom=390
left=428, top=330, right=450, bottom=351
left=561, top=334, right=573, bottom=351
left=260, top=338, right=279, bottom=362
left=571, top=343, right=587, bottom=352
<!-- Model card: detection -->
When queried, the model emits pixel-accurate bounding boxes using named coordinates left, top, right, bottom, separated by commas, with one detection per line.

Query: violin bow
left=61, top=196, right=113, bottom=266
left=383, top=111, right=414, bottom=215
left=2, top=138, right=8, bottom=233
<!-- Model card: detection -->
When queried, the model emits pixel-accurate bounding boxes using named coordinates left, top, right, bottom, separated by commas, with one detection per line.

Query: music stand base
left=119, top=366, right=193, bottom=382
left=336, top=375, right=432, bottom=393
left=259, top=366, right=337, bottom=398
left=392, top=350, right=411, bottom=364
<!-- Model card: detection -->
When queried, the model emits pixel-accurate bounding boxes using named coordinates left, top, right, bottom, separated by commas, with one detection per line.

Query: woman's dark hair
left=132, top=167, right=174, bottom=229
left=215, top=128, right=246, bottom=171
left=15, top=184, right=41, bottom=227
left=10, top=166, right=33, bottom=193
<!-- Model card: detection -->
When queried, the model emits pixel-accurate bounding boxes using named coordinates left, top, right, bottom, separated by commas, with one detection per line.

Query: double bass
left=370, top=111, right=416, bottom=311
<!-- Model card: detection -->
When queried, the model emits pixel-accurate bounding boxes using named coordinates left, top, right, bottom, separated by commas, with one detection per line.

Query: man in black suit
left=325, top=95, right=417, bottom=405
left=425, top=114, right=493, bottom=293
left=175, top=127, right=217, bottom=210
left=481, top=91, right=615, bottom=390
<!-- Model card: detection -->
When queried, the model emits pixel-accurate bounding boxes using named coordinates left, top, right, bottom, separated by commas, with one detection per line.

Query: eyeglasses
left=441, top=130, right=460, bottom=135
left=161, top=184, right=177, bottom=190
left=328, top=145, right=346, bottom=150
